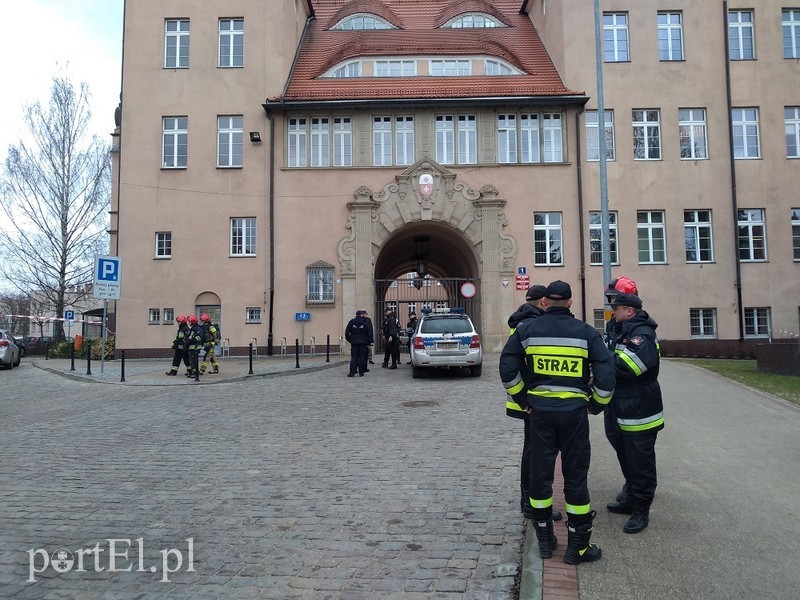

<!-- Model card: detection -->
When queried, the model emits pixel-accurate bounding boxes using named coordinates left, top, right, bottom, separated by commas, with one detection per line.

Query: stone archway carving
left=337, top=157, right=518, bottom=350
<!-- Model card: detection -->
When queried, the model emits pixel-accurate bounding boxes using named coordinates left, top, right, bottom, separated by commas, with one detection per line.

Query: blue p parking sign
left=93, top=256, right=122, bottom=299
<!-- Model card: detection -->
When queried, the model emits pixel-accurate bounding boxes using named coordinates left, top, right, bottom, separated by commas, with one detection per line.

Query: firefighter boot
left=623, top=503, right=650, bottom=534
left=522, top=490, right=562, bottom=521
left=166, top=368, right=178, bottom=376
left=211, top=367, right=219, bottom=374
left=564, top=512, right=602, bottom=565
left=616, top=482, right=631, bottom=503
left=533, top=519, right=558, bottom=559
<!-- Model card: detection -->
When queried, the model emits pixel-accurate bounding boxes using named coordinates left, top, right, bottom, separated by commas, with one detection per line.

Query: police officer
left=166, top=315, right=191, bottom=376
left=506, top=285, right=562, bottom=522
left=198, top=314, right=219, bottom=375
left=405, top=311, right=418, bottom=364
left=381, top=307, right=401, bottom=369
left=185, top=314, right=204, bottom=381
left=605, top=293, right=664, bottom=534
left=500, top=280, right=614, bottom=564
left=345, top=310, right=372, bottom=377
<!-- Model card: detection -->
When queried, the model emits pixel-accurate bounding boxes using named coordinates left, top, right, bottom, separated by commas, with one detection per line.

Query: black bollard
left=326, top=334, right=330, bottom=363
left=120, top=350, right=126, bottom=382
left=248, top=342, right=254, bottom=374
left=86, top=341, right=92, bottom=375
left=45, top=342, right=49, bottom=360
left=70, top=342, right=75, bottom=371
left=295, top=338, right=300, bottom=368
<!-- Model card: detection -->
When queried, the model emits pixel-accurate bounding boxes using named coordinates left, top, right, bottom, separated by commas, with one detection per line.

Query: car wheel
left=470, top=365, right=482, bottom=377
left=14, top=353, right=21, bottom=367
left=412, top=366, right=423, bottom=379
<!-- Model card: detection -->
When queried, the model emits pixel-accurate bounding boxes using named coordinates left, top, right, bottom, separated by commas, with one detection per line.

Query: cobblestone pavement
left=0, top=356, right=525, bottom=599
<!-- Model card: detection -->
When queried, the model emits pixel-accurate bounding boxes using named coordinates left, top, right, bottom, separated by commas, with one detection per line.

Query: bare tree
left=0, top=291, right=31, bottom=335
left=0, top=76, right=110, bottom=341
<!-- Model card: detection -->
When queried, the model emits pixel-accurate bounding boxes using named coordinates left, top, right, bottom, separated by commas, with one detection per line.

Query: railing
left=220, top=338, right=230, bottom=359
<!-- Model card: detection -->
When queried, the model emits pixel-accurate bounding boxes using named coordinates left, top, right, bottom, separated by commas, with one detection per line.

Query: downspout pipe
left=722, top=1, right=745, bottom=341
left=266, top=109, right=275, bottom=355
left=575, top=107, right=587, bottom=322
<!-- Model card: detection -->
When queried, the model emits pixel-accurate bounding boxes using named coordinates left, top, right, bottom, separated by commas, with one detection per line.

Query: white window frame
left=658, top=12, right=684, bottom=61
left=230, top=217, right=256, bottom=257
left=497, top=114, right=517, bottom=164
left=633, top=110, right=661, bottom=160
left=457, top=115, right=477, bottom=164
left=586, top=110, right=615, bottom=161
left=785, top=107, right=800, bottom=158
left=485, top=60, right=517, bottom=75
left=589, top=211, right=619, bottom=265
left=435, top=115, right=455, bottom=164
left=520, top=114, right=540, bottom=163
left=163, top=308, right=175, bottom=324
left=784, top=9, right=800, bottom=59
left=164, top=19, right=189, bottom=68
left=395, top=116, right=414, bottom=166
left=429, top=59, right=471, bottom=76
left=149, top=308, right=161, bottom=325
left=155, top=232, right=172, bottom=259
left=679, top=108, right=708, bottom=160
left=690, top=308, right=717, bottom=339
left=732, top=108, right=761, bottom=159
left=791, top=208, right=800, bottom=261
left=744, top=307, right=771, bottom=339
left=218, top=18, right=244, bottom=68
left=217, top=115, right=243, bottom=168
left=332, top=14, right=394, bottom=30
left=306, top=265, right=335, bottom=304
left=333, top=117, right=352, bottom=167
left=372, top=116, right=414, bottom=166
left=323, top=61, right=362, bottom=78
left=162, top=117, right=188, bottom=168
left=443, top=13, right=502, bottom=28
left=729, top=10, right=755, bottom=60
left=603, top=13, right=629, bottom=62
left=373, top=117, right=392, bottom=166
left=375, top=60, right=416, bottom=77
left=310, top=117, right=330, bottom=167
left=288, top=118, right=307, bottom=167
left=637, top=210, right=667, bottom=264
left=533, top=212, right=563, bottom=266
left=684, top=210, right=714, bottom=263
left=245, top=307, right=262, bottom=323
left=543, top=113, right=563, bottom=163
left=737, top=209, right=767, bottom=262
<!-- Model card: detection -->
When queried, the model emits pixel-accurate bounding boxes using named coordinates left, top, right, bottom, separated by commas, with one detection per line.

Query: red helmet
left=200, top=313, right=211, bottom=323
left=176, top=315, right=187, bottom=324
left=605, top=276, right=638, bottom=296
left=187, top=315, right=198, bottom=324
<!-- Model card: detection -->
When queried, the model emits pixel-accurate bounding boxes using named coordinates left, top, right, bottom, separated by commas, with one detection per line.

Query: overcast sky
left=0, top=0, right=124, bottom=158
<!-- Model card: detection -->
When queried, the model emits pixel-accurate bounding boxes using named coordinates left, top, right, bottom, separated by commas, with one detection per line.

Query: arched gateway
left=337, top=158, right=519, bottom=351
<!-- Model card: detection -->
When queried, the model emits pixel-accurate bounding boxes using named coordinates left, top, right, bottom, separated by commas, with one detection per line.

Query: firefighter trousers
left=621, top=429, right=659, bottom=507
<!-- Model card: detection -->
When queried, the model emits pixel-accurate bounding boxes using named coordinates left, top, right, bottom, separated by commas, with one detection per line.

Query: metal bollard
left=295, top=338, right=300, bottom=368
left=70, top=342, right=75, bottom=371
left=326, top=334, right=330, bottom=363
left=120, top=350, right=126, bottom=382
left=248, top=342, right=254, bottom=375
left=85, top=341, right=92, bottom=375
left=45, top=342, right=49, bottom=360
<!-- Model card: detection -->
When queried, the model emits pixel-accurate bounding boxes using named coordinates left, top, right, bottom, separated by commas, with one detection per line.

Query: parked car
left=409, top=308, right=482, bottom=378
left=22, top=336, right=53, bottom=355
left=0, top=330, right=21, bottom=368
left=10, top=336, right=26, bottom=358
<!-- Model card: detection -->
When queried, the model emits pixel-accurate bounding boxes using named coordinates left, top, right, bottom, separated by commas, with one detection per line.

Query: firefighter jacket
left=500, top=306, right=615, bottom=413
left=202, top=323, right=219, bottom=348
left=608, top=310, right=664, bottom=434
left=186, top=324, right=204, bottom=352
left=345, top=315, right=373, bottom=345
left=505, top=303, right=546, bottom=418
left=172, top=323, right=189, bottom=351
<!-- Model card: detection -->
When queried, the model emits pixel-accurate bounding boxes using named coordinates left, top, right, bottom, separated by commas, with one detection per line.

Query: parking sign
left=93, top=256, right=122, bottom=299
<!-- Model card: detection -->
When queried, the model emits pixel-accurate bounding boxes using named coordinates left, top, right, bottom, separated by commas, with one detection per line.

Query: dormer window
left=485, top=59, right=521, bottom=75
left=442, top=13, right=504, bottom=28
left=331, top=13, right=395, bottom=30
left=321, top=61, right=362, bottom=78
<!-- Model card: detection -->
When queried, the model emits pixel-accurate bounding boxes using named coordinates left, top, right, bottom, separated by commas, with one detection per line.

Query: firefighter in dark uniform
left=381, top=307, right=401, bottom=369
left=166, top=315, right=191, bottom=376
left=506, top=285, right=561, bottom=522
left=185, top=314, right=204, bottom=381
left=605, top=293, right=664, bottom=533
left=500, top=280, right=615, bottom=564
left=345, top=310, right=372, bottom=377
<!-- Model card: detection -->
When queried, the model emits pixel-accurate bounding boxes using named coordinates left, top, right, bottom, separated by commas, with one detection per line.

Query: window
left=149, top=308, right=161, bottom=325
left=332, top=14, right=394, bottom=30
left=521, top=114, right=540, bottom=163
left=603, top=13, right=629, bottom=62
left=435, top=115, right=476, bottom=165
left=637, top=211, right=667, bottom=264
left=162, top=117, right=188, bottom=168
left=658, top=12, right=684, bottom=61
left=485, top=60, right=517, bottom=75
left=737, top=209, right=767, bottom=261
left=246, top=307, right=262, bottom=323
left=728, top=10, right=754, bottom=60
left=163, top=308, right=175, bottom=324
left=593, top=309, right=606, bottom=333
left=586, top=110, right=615, bottom=161
left=375, top=60, right=415, bottom=77
left=230, top=217, right=256, bottom=256
left=217, top=116, right=243, bottom=167
left=498, top=113, right=561, bottom=164
left=679, top=109, right=708, bottom=160
left=307, top=263, right=335, bottom=304
left=633, top=110, right=661, bottom=160
left=732, top=108, right=760, bottom=159
left=784, top=9, right=800, bottom=58
left=333, top=118, right=352, bottom=167
left=288, top=117, right=352, bottom=168
left=785, top=107, right=800, bottom=158
left=497, top=115, right=517, bottom=163
left=372, top=116, right=414, bottom=166
left=744, top=307, right=771, bottom=338
left=311, top=117, right=329, bottom=167
left=155, top=232, right=172, bottom=258
left=589, top=211, right=619, bottom=265
left=684, top=210, right=714, bottom=263
left=429, top=60, right=471, bottom=76
left=288, top=118, right=307, bottom=167
left=543, top=114, right=563, bottom=163
left=533, top=212, right=563, bottom=266
left=443, top=13, right=502, bottom=28
left=218, top=18, right=244, bottom=67
left=793, top=208, right=800, bottom=260
left=164, top=19, right=189, bottom=68
left=323, top=61, right=362, bottom=78
left=690, top=308, right=717, bottom=339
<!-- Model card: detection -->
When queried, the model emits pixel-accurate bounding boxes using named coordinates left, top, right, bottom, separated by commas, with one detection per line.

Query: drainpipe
left=575, top=107, right=587, bottom=322
left=266, top=109, right=275, bottom=355
left=722, top=1, right=745, bottom=341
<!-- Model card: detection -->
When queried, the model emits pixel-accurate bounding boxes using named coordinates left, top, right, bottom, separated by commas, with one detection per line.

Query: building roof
left=273, top=0, right=582, bottom=106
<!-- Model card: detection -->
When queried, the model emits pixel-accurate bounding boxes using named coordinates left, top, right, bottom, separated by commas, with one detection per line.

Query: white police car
left=409, top=308, right=482, bottom=378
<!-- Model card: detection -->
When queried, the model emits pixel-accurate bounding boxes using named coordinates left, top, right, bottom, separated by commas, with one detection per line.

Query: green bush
left=49, top=336, right=116, bottom=360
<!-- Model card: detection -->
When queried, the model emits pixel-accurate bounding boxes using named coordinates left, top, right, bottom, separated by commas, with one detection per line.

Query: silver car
left=409, top=309, right=482, bottom=378
left=0, top=330, right=21, bottom=369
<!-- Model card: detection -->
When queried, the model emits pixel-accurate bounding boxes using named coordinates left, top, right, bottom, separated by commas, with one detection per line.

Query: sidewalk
left=31, top=353, right=348, bottom=385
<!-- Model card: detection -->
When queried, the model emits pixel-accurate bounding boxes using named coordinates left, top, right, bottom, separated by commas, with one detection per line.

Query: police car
left=409, top=308, right=482, bottom=378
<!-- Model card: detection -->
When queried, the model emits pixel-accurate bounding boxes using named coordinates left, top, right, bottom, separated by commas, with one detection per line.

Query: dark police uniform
left=381, top=309, right=401, bottom=369
left=345, top=311, right=373, bottom=376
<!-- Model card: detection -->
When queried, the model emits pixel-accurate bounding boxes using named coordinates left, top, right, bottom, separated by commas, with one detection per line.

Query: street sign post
left=92, top=256, right=122, bottom=374
left=295, top=312, right=311, bottom=354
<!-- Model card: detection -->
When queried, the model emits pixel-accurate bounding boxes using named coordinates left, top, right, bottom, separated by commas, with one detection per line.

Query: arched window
left=321, top=61, right=362, bottom=78
left=442, top=13, right=504, bottom=29
left=484, top=59, right=521, bottom=75
left=331, top=13, right=395, bottom=30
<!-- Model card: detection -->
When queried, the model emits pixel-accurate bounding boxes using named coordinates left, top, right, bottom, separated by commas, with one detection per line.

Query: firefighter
left=506, top=285, right=562, bottom=522
left=605, top=293, right=664, bottom=534
left=198, top=314, right=219, bottom=375
left=166, top=315, right=191, bottom=376
left=185, top=314, right=204, bottom=381
left=500, top=280, right=614, bottom=564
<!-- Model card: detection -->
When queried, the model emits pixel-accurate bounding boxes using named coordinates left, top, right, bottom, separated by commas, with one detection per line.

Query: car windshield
left=420, top=317, right=472, bottom=334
